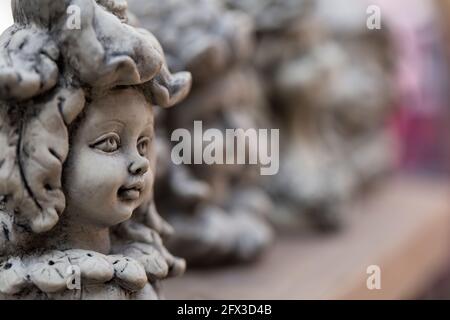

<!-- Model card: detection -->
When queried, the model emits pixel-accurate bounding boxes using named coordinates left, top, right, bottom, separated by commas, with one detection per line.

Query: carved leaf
left=0, top=26, right=59, bottom=101
left=0, top=87, right=84, bottom=235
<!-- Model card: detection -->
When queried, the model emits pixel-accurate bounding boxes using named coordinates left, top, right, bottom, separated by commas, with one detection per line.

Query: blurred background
left=0, top=1, right=12, bottom=33
left=3, top=0, right=450, bottom=299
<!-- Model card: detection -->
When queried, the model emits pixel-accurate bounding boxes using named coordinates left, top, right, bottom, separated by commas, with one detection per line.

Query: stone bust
left=0, top=0, right=191, bottom=299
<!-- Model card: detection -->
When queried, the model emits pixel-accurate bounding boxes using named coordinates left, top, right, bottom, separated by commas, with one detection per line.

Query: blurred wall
left=0, top=0, right=13, bottom=33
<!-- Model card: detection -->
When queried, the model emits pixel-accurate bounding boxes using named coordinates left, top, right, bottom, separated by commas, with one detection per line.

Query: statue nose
left=128, top=157, right=149, bottom=175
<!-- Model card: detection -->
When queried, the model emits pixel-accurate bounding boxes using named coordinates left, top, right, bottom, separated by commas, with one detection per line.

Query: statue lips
left=118, top=180, right=144, bottom=201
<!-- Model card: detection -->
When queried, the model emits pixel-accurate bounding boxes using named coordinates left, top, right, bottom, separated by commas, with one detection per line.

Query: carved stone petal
left=27, top=251, right=71, bottom=293
left=106, top=255, right=148, bottom=292
left=119, top=243, right=169, bottom=282
left=65, top=249, right=114, bottom=283
left=0, top=257, right=28, bottom=295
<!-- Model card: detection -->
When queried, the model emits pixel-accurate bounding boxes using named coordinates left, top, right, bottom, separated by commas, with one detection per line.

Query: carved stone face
left=63, top=88, right=155, bottom=228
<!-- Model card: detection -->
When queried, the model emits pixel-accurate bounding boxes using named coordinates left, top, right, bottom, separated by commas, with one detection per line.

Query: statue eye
left=137, top=137, right=150, bottom=157
left=91, top=133, right=120, bottom=153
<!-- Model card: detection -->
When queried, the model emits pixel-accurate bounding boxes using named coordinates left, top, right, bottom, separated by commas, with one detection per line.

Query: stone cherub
left=0, top=0, right=191, bottom=299
left=226, top=0, right=396, bottom=231
left=128, top=0, right=273, bottom=266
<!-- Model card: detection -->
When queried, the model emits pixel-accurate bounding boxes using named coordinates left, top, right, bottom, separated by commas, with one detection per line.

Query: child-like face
left=64, top=88, right=155, bottom=228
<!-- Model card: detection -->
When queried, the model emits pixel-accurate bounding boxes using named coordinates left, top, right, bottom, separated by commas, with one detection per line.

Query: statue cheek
left=67, top=156, right=127, bottom=205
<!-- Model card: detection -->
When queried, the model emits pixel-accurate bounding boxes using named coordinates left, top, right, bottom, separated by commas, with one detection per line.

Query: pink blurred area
left=374, top=0, right=450, bottom=174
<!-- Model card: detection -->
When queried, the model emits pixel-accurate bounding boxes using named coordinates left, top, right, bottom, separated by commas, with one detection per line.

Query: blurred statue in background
left=128, top=0, right=273, bottom=266
left=226, top=0, right=396, bottom=231
left=0, top=0, right=190, bottom=299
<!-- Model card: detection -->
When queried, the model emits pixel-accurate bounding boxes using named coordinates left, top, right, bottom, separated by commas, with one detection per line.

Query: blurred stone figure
left=128, top=0, right=273, bottom=266
left=226, top=0, right=396, bottom=231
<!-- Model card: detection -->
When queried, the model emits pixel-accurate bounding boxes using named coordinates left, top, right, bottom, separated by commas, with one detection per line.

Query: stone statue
left=0, top=0, right=191, bottom=299
left=226, top=0, right=396, bottom=231
left=128, top=0, right=273, bottom=266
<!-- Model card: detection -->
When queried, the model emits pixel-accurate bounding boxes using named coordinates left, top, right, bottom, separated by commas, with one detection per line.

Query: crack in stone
left=1, top=221, right=10, bottom=241
left=17, top=121, right=43, bottom=212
